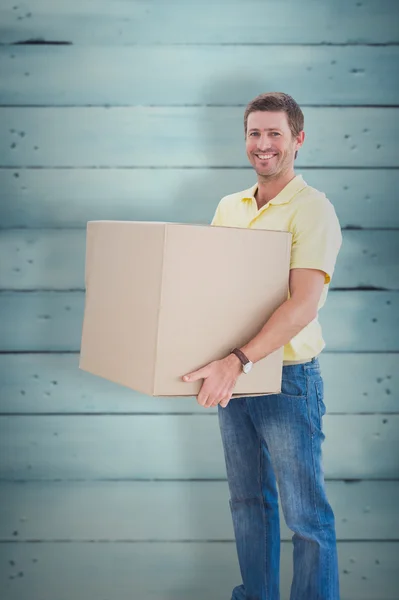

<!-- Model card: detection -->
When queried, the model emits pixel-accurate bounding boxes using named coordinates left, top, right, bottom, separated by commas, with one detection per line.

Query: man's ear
left=294, top=131, right=305, bottom=160
left=297, top=130, right=305, bottom=148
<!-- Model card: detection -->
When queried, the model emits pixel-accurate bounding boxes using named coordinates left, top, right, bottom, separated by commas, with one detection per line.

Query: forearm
left=240, top=298, right=316, bottom=364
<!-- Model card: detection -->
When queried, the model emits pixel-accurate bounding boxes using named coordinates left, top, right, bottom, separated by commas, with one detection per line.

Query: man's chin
left=255, top=166, right=277, bottom=177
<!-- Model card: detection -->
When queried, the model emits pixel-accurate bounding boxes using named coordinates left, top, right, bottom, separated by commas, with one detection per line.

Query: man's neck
left=255, top=170, right=297, bottom=210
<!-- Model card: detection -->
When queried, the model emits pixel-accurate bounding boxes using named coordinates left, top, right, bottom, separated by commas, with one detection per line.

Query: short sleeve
left=210, top=200, right=224, bottom=226
left=290, top=197, right=342, bottom=284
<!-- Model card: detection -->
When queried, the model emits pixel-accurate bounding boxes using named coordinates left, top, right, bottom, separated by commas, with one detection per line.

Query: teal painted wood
left=339, top=231, right=399, bottom=289
left=1, top=168, right=398, bottom=229
left=0, top=353, right=396, bottom=414
left=0, top=414, right=397, bottom=479
left=0, top=542, right=398, bottom=600
left=1, top=0, right=398, bottom=44
left=1, top=107, right=398, bottom=167
left=2, top=45, right=399, bottom=106
left=0, top=480, right=397, bottom=541
left=1, top=229, right=398, bottom=290
left=0, top=2, right=397, bottom=597
left=0, top=291, right=397, bottom=352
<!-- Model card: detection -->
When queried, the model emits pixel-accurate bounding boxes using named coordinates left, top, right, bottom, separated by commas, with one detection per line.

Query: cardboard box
left=79, top=221, right=292, bottom=397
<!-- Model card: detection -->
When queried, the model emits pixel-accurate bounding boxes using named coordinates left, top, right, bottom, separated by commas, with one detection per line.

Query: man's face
left=245, top=111, right=304, bottom=179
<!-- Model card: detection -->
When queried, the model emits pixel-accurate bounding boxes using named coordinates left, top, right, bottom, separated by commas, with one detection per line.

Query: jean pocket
left=304, top=364, right=322, bottom=378
left=281, top=374, right=306, bottom=398
left=306, top=379, right=326, bottom=436
left=315, top=379, right=326, bottom=421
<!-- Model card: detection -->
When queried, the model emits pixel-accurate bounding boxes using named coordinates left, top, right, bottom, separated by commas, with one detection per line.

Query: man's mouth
left=255, top=153, right=277, bottom=160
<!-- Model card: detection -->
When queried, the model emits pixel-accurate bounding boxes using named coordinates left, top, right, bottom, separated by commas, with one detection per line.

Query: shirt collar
left=241, top=174, right=308, bottom=207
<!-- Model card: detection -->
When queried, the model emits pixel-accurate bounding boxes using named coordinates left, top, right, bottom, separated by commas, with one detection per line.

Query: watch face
left=243, top=361, right=253, bottom=374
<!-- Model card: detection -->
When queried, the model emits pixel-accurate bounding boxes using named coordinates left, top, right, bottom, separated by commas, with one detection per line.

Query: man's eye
left=249, top=132, right=259, bottom=136
left=271, top=132, right=280, bottom=136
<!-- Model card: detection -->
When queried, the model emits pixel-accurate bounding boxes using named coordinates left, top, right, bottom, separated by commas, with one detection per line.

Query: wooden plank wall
left=0, top=1, right=398, bottom=599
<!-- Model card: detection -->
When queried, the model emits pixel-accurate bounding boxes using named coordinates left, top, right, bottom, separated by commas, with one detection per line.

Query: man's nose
left=256, top=133, right=269, bottom=150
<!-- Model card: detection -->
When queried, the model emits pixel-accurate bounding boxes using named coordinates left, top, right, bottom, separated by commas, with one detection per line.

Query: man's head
left=244, top=92, right=305, bottom=180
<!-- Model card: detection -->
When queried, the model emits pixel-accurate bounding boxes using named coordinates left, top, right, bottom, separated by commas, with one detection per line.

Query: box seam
left=152, top=224, right=168, bottom=395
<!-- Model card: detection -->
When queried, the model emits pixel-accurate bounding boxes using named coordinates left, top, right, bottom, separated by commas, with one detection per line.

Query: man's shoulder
left=292, top=183, right=341, bottom=234
left=294, top=183, right=335, bottom=213
left=296, top=182, right=327, bottom=202
left=218, top=184, right=255, bottom=207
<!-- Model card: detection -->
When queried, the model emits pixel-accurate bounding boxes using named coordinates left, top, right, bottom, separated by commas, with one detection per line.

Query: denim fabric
left=217, top=357, right=340, bottom=600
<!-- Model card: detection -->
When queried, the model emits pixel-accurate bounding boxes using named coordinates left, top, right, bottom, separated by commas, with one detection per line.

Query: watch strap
left=231, top=348, right=251, bottom=366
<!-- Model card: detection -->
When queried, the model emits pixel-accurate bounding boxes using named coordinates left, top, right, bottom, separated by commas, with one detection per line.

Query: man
left=183, top=92, right=342, bottom=599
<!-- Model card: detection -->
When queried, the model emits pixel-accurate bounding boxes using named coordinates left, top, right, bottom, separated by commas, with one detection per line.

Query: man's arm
left=183, top=267, right=326, bottom=407
left=239, top=267, right=326, bottom=364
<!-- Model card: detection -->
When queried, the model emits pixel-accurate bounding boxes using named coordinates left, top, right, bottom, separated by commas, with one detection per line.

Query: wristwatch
left=230, top=348, right=253, bottom=374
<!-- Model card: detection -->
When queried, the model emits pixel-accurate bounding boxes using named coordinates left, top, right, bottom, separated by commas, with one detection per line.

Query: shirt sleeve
left=210, top=200, right=224, bottom=226
left=290, top=197, right=343, bottom=285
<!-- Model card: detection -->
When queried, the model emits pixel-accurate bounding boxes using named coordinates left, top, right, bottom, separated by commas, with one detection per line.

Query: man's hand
left=182, top=354, right=242, bottom=408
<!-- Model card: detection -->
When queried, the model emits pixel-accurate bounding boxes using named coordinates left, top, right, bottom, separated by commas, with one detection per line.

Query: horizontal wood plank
left=0, top=480, right=397, bottom=541
left=1, top=0, right=398, bottom=44
left=0, top=352, right=396, bottom=415
left=1, top=229, right=398, bottom=290
left=1, top=45, right=398, bottom=106
left=0, top=542, right=397, bottom=600
left=1, top=107, right=398, bottom=167
left=0, top=291, right=397, bottom=352
left=337, top=231, right=399, bottom=289
left=0, top=414, right=397, bottom=479
left=0, top=168, right=398, bottom=229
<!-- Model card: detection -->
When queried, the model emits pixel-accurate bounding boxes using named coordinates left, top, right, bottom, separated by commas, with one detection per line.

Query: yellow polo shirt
left=211, top=174, right=342, bottom=362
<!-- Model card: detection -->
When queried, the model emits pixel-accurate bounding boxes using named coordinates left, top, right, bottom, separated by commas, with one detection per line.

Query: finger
left=204, top=397, right=215, bottom=408
left=210, top=396, right=227, bottom=408
left=182, top=366, right=210, bottom=382
left=197, top=392, right=209, bottom=407
left=219, top=396, right=232, bottom=408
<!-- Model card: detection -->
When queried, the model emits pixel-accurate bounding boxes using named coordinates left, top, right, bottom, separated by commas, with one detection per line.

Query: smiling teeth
left=257, top=154, right=274, bottom=159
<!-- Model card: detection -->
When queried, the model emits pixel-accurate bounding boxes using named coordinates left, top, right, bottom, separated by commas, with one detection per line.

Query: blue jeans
left=217, top=357, right=340, bottom=600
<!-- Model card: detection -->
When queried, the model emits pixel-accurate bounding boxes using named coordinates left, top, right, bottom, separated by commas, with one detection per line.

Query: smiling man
left=183, top=93, right=342, bottom=599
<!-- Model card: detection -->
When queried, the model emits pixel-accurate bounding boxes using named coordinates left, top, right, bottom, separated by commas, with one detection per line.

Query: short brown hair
left=244, top=92, right=304, bottom=138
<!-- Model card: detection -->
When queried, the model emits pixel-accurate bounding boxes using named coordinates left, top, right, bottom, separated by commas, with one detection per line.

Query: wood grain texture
left=1, top=0, right=398, bottom=44
left=0, top=168, right=397, bottom=229
left=1, top=45, right=398, bottom=106
left=0, top=542, right=398, bottom=600
left=1, top=229, right=398, bottom=290
left=0, top=352, right=396, bottom=414
left=1, top=107, right=398, bottom=167
left=0, top=291, right=397, bottom=352
left=0, top=480, right=397, bottom=541
left=0, top=414, right=397, bottom=480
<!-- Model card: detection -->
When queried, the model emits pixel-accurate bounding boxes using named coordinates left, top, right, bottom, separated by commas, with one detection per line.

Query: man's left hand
left=182, top=354, right=242, bottom=408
